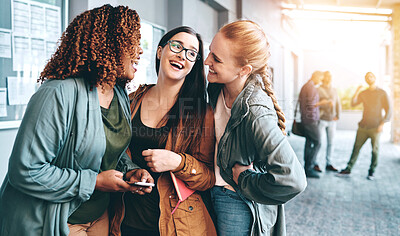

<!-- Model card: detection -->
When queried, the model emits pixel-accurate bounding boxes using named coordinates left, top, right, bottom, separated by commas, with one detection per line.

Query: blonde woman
left=205, top=20, right=307, bottom=236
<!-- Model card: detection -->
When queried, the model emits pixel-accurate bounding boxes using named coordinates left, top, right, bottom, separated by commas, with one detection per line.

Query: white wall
left=0, top=129, right=18, bottom=182
left=183, top=0, right=219, bottom=44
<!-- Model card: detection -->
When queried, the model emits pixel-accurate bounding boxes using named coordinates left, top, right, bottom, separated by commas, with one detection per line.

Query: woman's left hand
left=232, top=162, right=253, bottom=185
left=142, top=149, right=182, bottom=172
left=125, top=169, right=154, bottom=195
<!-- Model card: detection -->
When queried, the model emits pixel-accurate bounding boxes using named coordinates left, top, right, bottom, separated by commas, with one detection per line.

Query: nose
left=177, top=50, right=186, bottom=60
left=204, top=53, right=211, bottom=65
left=138, top=47, right=144, bottom=55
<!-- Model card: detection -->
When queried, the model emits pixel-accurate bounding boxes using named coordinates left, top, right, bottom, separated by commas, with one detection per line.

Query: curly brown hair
left=39, top=4, right=141, bottom=87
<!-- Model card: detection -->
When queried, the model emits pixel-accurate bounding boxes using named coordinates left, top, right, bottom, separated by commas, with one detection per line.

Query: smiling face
left=118, top=47, right=143, bottom=82
left=311, top=71, right=323, bottom=85
left=204, top=32, right=242, bottom=85
left=365, top=72, right=376, bottom=86
left=157, top=32, right=199, bottom=82
left=322, top=71, right=332, bottom=86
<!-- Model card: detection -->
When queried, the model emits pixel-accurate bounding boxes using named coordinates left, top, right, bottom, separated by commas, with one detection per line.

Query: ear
left=156, top=46, right=162, bottom=60
left=240, top=64, right=253, bottom=78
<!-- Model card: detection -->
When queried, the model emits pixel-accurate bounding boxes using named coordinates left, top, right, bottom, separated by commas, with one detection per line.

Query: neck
left=151, top=75, right=184, bottom=108
left=368, top=84, right=377, bottom=90
left=98, top=83, right=113, bottom=93
left=97, top=84, right=114, bottom=109
left=222, top=78, right=247, bottom=108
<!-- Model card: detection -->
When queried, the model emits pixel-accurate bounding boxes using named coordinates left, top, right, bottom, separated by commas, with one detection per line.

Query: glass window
left=126, top=21, right=165, bottom=93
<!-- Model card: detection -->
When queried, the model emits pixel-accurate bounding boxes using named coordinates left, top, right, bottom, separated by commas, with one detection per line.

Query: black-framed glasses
left=164, top=40, right=200, bottom=62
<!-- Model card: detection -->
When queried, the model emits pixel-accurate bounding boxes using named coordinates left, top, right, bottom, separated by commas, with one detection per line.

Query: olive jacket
left=111, top=84, right=217, bottom=236
left=208, top=77, right=307, bottom=236
left=0, top=78, right=138, bottom=236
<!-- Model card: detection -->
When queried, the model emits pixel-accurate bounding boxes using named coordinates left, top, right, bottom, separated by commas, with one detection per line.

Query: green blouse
left=68, top=93, right=131, bottom=224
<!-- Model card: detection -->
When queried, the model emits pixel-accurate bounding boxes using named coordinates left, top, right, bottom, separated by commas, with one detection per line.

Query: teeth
left=170, top=61, right=183, bottom=69
left=209, top=68, right=216, bottom=73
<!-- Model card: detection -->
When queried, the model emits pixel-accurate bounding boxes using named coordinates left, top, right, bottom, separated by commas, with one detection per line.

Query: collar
left=208, top=75, right=262, bottom=126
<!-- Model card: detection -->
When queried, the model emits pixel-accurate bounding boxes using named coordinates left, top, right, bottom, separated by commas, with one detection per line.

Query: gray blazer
left=208, top=77, right=307, bottom=236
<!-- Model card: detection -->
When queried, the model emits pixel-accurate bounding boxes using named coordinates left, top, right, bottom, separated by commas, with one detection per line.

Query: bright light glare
left=283, top=4, right=392, bottom=89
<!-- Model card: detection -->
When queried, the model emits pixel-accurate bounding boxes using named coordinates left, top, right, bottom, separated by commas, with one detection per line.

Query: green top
left=68, top=93, right=131, bottom=224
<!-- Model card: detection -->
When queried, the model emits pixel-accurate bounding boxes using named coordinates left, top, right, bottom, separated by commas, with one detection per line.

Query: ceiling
left=284, top=0, right=400, bottom=9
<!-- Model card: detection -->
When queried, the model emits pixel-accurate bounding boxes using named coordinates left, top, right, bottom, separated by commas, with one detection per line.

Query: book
left=170, top=171, right=195, bottom=214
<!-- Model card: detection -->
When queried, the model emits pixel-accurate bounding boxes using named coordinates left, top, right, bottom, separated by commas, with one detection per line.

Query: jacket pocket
left=169, top=194, right=207, bottom=235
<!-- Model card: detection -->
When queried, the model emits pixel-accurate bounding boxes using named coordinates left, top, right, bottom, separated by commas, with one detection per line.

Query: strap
left=129, top=84, right=154, bottom=120
left=294, top=100, right=300, bottom=119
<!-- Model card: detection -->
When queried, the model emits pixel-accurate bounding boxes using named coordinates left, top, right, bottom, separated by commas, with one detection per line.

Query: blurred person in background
left=314, top=71, right=341, bottom=172
left=299, top=71, right=331, bottom=178
left=338, top=72, right=391, bottom=180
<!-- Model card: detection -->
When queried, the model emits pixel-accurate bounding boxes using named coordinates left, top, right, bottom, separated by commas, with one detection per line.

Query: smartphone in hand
left=126, top=181, right=155, bottom=187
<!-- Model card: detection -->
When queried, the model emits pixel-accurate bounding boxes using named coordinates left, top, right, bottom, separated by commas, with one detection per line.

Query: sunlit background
left=278, top=0, right=397, bottom=138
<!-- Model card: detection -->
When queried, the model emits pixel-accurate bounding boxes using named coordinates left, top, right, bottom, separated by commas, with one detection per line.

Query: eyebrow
left=173, top=39, right=198, bottom=51
left=210, top=51, right=222, bottom=62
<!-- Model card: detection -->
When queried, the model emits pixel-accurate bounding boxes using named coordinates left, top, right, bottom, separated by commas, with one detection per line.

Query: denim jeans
left=317, top=120, right=336, bottom=166
left=211, top=186, right=252, bottom=236
left=302, top=121, right=321, bottom=172
left=347, top=126, right=381, bottom=174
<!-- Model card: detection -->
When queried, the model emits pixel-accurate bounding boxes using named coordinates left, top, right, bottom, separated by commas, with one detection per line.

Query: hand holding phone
left=132, top=181, right=155, bottom=187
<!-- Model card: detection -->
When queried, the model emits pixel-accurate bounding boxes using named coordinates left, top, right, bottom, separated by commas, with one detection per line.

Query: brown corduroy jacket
left=110, top=84, right=217, bottom=236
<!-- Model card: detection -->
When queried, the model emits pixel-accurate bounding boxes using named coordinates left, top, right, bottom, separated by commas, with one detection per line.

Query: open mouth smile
left=170, top=60, right=184, bottom=70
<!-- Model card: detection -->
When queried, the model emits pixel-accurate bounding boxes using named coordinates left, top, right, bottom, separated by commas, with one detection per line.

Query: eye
left=172, top=42, right=182, bottom=50
left=188, top=50, right=197, bottom=58
left=213, top=55, right=221, bottom=63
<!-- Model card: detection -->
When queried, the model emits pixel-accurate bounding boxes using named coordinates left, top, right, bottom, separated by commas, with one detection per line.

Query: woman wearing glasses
left=120, top=26, right=217, bottom=236
left=206, top=20, right=307, bottom=236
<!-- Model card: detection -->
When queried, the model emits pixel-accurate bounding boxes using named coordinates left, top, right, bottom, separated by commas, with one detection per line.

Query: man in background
left=299, top=71, right=331, bottom=178
left=338, top=72, right=391, bottom=180
left=313, top=71, right=341, bottom=172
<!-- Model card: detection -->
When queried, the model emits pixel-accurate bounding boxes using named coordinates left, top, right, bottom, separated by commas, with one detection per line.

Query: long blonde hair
left=220, top=20, right=286, bottom=134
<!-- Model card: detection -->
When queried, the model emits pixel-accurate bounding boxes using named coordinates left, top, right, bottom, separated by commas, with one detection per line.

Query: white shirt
left=214, top=91, right=232, bottom=187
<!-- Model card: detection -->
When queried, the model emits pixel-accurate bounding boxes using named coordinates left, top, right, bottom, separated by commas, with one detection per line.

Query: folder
left=170, top=171, right=195, bottom=214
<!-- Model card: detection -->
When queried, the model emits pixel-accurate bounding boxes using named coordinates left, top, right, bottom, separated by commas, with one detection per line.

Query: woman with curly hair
left=0, top=4, right=153, bottom=236
left=121, top=26, right=217, bottom=236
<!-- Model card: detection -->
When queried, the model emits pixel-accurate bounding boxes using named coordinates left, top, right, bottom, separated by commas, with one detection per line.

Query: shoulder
left=35, top=78, right=85, bottom=102
left=300, top=81, right=315, bottom=94
left=40, top=78, right=87, bottom=93
left=246, top=87, right=275, bottom=119
left=377, top=87, right=388, bottom=95
left=359, top=89, right=368, bottom=96
left=128, top=84, right=154, bottom=101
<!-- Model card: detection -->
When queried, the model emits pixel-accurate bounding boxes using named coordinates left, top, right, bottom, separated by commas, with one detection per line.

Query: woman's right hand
left=95, top=170, right=129, bottom=192
left=95, top=169, right=154, bottom=195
